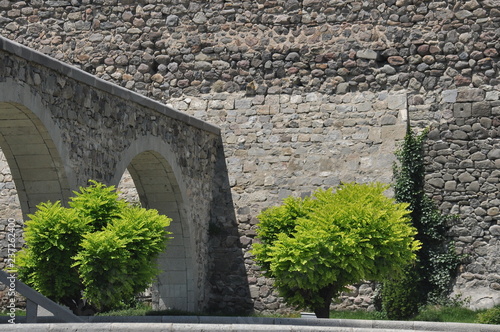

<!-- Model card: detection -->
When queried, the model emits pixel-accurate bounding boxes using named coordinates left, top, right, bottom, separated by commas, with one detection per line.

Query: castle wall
left=1, top=0, right=500, bottom=312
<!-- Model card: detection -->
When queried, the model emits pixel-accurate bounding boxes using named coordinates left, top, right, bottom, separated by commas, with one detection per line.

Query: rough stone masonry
left=0, top=35, right=249, bottom=315
left=0, top=0, right=499, bottom=312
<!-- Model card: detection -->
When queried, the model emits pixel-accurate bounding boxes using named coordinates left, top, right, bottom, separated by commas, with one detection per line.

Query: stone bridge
left=0, top=36, right=251, bottom=314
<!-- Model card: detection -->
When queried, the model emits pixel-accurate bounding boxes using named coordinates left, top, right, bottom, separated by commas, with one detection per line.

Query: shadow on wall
left=206, top=137, right=253, bottom=315
left=114, top=138, right=252, bottom=315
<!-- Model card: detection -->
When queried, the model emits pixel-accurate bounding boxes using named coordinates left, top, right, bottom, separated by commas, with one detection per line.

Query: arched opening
left=0, top=150, right=22, bottom=222
left=0, top=102, right=71, bottom=219
left=117, top=150, right=196, bottom=312
left=0, top=101, right=72, bottom=312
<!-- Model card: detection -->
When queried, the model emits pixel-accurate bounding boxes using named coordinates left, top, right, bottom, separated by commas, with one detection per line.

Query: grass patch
left=145, top=308, right=200, bottom=316
left=93, top=303, right=489, bottom=325
left=0, top=310, right=26, bottom=317
left=330, top=305, right=483, bottom=324
left=96, top=304, right=151, bottom=316
left=329, top=310, right=387, bottom=320
left=414, top=305, right=483, bottom=324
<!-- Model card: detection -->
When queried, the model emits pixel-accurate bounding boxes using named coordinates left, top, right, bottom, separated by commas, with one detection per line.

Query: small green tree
left=252, top=182, right=421, bottom=318
left=16, top=181, right=171, bottom=314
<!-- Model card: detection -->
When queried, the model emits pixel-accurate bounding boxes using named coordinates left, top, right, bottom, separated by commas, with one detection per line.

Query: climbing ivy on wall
left=381, top=124, right=462, bottom=319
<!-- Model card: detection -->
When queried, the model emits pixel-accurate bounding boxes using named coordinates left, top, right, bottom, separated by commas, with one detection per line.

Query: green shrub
left=16, top=181, right=171, bottom=314
left=477, top=307, right=500, bottom=325
left=73, top=207, right=171, bottom=311
left=252, top=182, right=421, bottom=318
left=381, top=268, right=422, bottom=320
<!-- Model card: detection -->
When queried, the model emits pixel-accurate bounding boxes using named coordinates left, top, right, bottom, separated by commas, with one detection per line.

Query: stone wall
left=424, top=87, right=500, bottom=309
left=1, top=0, right=500, bottom=313
left=0, top=38, right=249, bottom=314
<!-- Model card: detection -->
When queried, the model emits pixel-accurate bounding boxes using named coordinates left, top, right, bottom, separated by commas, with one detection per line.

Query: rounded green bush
left=253, top=182, right=421, bottom=318
left=16, top=180, right=171, bottom=314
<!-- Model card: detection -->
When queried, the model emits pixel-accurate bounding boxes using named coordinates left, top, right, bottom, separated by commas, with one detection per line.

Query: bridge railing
left=0, top=270, right=83, bottom=323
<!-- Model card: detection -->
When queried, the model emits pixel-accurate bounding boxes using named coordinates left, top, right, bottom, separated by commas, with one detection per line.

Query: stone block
left=15, top=155, right=55, bottom=169
left=387, top=94, right=407, bottom=110
left=444, top=181, right=457, bottom=191
left=457, top=88, right=485, bottom=102
left=249, top=285, right=259, bottom=298
left=488, top=149, right=500, bottom=160
left=453, top=103, right=472, bottom=118
left=486, top=91, right=499, bottom=101
left=488, top=207, right=499, bottom=216
left=475, top=160, right=494, bottom=169
left=489, top=225, right=500, bottom=236
left=368, top=127, right=381, bottom=142
left=21, top=168, right=59, bottom=181
left=189, top=99, right=207, bottom=110
left=428, top=178, right=444, bottom=188
left=466, top=181, right=480, bottom=192
left=336, top=83, right=350, bottom=94
left=235, top=98, right=253, bottom=109
left=380, top=114, right=397, bottom=125
left=24, top=180, right=61, bottom=194
left=290, top=95, right=302, bottom=104
left=356, top=49, right=378, bottom=60
left=472, top=101, right=491, bottom=117
left=442, top=89, right=458, bottom=103
left=381, top=124, right=406, bottom=140
left=458, top=172, right=475, bottom=183
left=471, top=151, right=487, bottom=161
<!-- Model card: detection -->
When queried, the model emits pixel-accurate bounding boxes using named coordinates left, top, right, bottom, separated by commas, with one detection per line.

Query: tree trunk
left=61, top=297, right=96, bottom=316
left=313, top=284, right=335, bottom=318
left=314, top=303, right=331, bottom=318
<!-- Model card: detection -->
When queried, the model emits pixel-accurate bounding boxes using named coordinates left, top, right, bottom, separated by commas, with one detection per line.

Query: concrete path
left=0, top=316, right=499, bottom=331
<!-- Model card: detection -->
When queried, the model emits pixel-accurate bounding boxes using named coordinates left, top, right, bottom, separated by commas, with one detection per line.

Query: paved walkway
left=0, top=316, right=499, bottom=331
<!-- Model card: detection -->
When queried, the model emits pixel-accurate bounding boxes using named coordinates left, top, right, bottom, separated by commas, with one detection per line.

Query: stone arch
left=0, top=80, right=72, bottom=219
left=112, top=138, right=198, bottom=312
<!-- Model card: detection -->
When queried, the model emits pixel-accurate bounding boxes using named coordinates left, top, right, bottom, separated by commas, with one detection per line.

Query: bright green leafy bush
left=16, top=181, right=171, bottom=314
left=74, top=207, right=171, bottom=311
left=252, top=182, right=421, bottom=318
